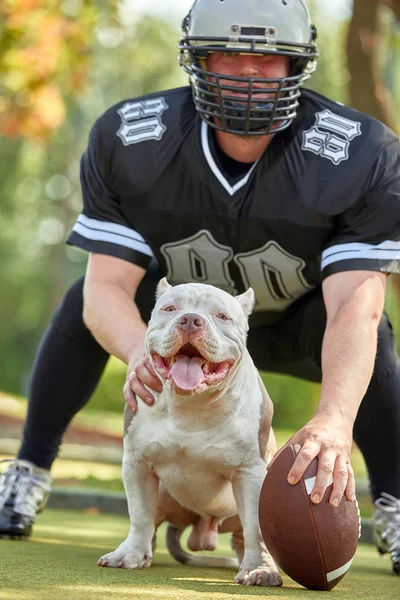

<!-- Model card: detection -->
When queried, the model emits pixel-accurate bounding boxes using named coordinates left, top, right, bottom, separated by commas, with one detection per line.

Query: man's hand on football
left=274, top=415, right=356, bottom=507
left=123, top=354, right=163, bottom=412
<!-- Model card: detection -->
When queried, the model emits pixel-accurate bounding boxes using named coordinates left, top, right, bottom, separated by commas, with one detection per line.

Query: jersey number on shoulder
left=302, top=109, right=362, bottom=165
left=161, top=230, right=314, bottom=312
left=117, top=98, right=169, bottom=145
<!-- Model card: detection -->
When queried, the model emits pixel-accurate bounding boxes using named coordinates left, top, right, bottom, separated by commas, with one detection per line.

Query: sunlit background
left=0, top=0, right=399, bottom=428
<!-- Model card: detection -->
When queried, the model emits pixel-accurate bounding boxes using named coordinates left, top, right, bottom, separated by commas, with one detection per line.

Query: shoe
left=0, top=459, right=52, bottom=539
left=372, top=492, right=400, bottom=575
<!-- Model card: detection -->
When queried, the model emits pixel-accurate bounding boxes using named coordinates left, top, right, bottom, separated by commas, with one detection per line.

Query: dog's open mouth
left=152, top=343, right=234, bottom=393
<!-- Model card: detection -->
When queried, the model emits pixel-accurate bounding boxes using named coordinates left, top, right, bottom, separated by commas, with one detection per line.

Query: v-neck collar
left=200, top=121, right=260, bottom=196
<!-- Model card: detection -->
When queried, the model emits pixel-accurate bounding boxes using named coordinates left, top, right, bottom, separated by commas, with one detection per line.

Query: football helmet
left=179, top=0, right=318, bottom=136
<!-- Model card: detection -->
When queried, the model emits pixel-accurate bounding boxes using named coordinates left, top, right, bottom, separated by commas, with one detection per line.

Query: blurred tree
left=0, top=4, right=185, bottom=395
left=0, top=0, right=109, bottom=141
left=347, top=0, right=399, bottom=132
left=347, top=0, right=400, bottom=331
left=304, top=1, right=351, bottom=104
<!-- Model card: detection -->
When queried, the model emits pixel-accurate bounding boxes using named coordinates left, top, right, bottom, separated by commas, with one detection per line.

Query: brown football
left=259, top=444, right=361, bottom=590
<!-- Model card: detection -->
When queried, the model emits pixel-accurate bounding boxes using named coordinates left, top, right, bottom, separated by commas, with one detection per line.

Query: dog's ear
left=156, top=277, right=172, bottom=299
left=235, top=287, right=255, bottom=317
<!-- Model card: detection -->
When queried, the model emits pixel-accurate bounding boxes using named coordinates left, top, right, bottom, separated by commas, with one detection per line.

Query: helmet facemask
left=179, top=3, right=318, bottom=136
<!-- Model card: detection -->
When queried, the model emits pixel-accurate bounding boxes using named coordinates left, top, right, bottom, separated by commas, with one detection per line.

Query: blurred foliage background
left=0, top=0, right=399, bottom=430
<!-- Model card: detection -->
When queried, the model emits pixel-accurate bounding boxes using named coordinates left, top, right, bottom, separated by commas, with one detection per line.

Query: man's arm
left=83, top=253, right=162, bottom=410
left=83, top=253, right=147, bottom=363
left=285, top=270, right=387, bottom=506
left=319, top=270, right=386, bottom=430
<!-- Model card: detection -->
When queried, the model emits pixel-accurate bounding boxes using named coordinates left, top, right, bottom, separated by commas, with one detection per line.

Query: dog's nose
left=177, top=313, right=205, bottom=332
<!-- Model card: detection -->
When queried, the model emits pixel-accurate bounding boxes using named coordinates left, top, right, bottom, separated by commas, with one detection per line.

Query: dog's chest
left=131, top=417, right=245, bottom=516
left=130, top=413, right=254, bottom=476
left=152, top=423, right=240, bottom=469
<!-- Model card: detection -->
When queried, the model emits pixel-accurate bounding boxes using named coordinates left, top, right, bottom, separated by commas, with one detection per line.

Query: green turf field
left=0, top=508, right=398, bottom=600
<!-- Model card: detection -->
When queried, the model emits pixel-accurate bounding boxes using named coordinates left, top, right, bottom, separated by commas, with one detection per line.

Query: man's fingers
left=328, top=455, right=348, bottom=507
left=287, top=441, right=320, bottom=486
left=123, top=380, right=138, bottom=412
left=125, top=355, right=163, bottom=410
left=128, top=371, right=155, bottom=406
left=143, top=357, right=162, bottom=379
left=310, top=450, right=337, bottom=505
left=136, top=363, right=163, bottom=393
left=345, top=462, right=356, bottom=502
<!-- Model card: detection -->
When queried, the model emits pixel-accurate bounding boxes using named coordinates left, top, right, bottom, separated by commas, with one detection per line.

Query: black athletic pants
left=18, top=271, right=400, bottom=501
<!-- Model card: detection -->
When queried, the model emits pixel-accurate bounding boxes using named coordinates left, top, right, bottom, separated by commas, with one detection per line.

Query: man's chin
left=218, top=115, right=289, bottom=138
left=214, top=120, right=272, bottom=141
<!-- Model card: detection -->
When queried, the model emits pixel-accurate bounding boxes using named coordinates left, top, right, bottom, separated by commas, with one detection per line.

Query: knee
left=374, top=314, right=399, bottom=378
left=52, top=276, right=87, bottom=341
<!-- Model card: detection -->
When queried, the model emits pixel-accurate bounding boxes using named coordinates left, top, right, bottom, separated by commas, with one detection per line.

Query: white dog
left=98, top=279, right=281, bottom=587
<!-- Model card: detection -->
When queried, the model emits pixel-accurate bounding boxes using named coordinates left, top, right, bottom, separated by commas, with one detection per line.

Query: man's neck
left=215, top=129, right=274, bottom=163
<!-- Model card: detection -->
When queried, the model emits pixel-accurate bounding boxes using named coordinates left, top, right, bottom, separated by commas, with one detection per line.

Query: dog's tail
left=166, top=524, right=238, bottom=569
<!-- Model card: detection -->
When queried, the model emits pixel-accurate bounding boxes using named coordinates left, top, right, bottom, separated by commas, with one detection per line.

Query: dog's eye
left=163, top=305, right=176, bottom=312
left=216, top=313, right=230, bottom=321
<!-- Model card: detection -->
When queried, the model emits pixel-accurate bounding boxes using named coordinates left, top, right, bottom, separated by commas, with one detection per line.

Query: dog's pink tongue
left=170, top=355, right=204, bottom=391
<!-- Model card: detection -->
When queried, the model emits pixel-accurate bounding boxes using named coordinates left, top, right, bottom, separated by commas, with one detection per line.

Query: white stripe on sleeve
left=72, top=214, right=154, bottom=257
left=321, top=240, right=400, bottom=270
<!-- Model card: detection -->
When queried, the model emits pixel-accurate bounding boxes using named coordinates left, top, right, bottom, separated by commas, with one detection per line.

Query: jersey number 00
left=161, top=230, right=314, bottom=312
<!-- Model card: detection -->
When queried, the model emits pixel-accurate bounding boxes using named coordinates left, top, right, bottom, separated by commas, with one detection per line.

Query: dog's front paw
left=98, top=547, right=152, bottom=569
left=235, top=566, right=282, bottom=587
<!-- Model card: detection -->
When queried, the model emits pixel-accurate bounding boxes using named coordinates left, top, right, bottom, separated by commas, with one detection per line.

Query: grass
left=0, top=509, right=400, bottom=600
left=0, top=508, right=398, bottom=600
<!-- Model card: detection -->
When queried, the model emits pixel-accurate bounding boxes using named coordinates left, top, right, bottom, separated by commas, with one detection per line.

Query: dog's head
left=146, top=279, right=255, bottom=396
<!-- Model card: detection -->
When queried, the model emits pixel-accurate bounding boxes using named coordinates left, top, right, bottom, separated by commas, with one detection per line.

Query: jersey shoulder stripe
left=72, top=214, right=153, bottom=256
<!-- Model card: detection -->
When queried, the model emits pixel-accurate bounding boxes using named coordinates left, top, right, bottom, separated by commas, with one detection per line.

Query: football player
left=1, top=0, right=399, bottom=576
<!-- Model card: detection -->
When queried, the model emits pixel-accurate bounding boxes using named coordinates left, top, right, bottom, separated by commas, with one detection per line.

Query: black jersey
left=67, top=86, right=400, bottom=326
